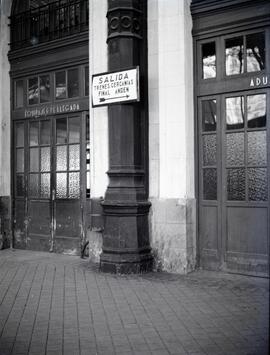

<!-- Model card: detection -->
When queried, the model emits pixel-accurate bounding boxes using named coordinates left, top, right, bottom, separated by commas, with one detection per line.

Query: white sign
left=92, top=67, right=139, bottom=106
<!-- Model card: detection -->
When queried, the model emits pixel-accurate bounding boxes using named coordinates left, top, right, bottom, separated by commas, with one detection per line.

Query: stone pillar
left=100, top=0, right=153, bottom=273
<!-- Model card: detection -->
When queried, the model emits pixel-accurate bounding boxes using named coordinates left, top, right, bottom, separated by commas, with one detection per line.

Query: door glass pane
left=40, top=173, right=50, bottom=198
left=29, top=174, right=39, bottom=197
left=248, top=168, right=267, bottom=201
left=226, top=97, right=244, bottom=130
left=202, top=42, right=216, bottom=79
left=56, top=173, right=67, bottom=198
left=247, top=32, right=265, bottom=72
left=41, top=147, right=51, bottom=172
left=40, top=120, right=51, bottom=145
left=55, top=71, right=67, bottom=99
left=226, top=133, right=244, bottom=166
left=30, top=122, right=39, bottom=146
left=16, top=123, right=24, bottom=147
left=225, top=37, right=244, bottom=76
left=248, top=131, right=266, bottom=166
left=85, top=66, right=89, bottom=96
left=69, top=117, right=80, bottom=143
left=247, top=94, right=266, bottom=128
left=69, top=172, right=80, bottom=198
left=56, top=118, right=67, bottom=144
left=227, top=168, right=245, bottom=200
left=68, top=68, right=79, bottom=98
left=28, top=77, right=39, bottom=105
left=30, top=147, right=39, bottom=172
left=40, top=75, right=50, bottom=103
left=15, top=80, right=24, bottom=108
left=203, top=168, right=217, bottom=200
left=202, top=100, right=216, bottom=132
left=203, top=135, right=216, bottom=166
left=69, top=144, right=80, bottom=171
left=16, top=174, right=24, bottom=196
left=56, top=146, right=67, bottom=171
left=16, top=149, right=24, bottom=172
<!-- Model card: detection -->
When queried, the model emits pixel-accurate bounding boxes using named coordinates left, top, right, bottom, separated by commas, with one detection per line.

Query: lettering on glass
left=249, top=75, right=269, bottom=88
left=25, top=103, right=80, bottom=118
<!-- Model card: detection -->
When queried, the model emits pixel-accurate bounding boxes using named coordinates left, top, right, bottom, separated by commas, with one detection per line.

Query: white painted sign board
left=92, top=67, right=140, bottom=107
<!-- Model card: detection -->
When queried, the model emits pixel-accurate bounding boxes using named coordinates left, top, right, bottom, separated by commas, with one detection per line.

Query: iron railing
left=10, top=0, right=89, bottom=50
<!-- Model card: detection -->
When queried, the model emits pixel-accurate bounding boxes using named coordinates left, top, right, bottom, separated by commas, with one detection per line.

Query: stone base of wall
left=149, top=198, right=197, bottom=274
left=0, top=196, right=11, bottom=249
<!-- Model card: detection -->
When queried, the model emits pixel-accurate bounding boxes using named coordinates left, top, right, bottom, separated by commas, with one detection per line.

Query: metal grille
left=10, top=0, right=89, bottom=50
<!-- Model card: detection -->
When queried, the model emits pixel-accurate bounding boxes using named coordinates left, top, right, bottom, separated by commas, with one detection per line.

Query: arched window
left=10, top=0, right=89, bottom=50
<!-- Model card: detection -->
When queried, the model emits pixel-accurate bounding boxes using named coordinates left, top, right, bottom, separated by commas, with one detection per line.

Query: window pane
left=68, top=68, right=79, bottom=98
left=203, top=135, right=216, bottom=166
left=40, top=120, right=51, bottom=145
left=247, top=32, right=265, bottom=73
left=15, top=80, right=24, bottom=108
left=85, top=66, right=89, bottom=96
left=248, top=131, right=267, bottom=166
left=29, top=122, right=39, bottom=146
left=69, top=117, right=80, bottom=143
left=56, top=118, right=67, bottom=144
left=202, top=42, right=216, bottom=79
left=30, top=147, right=39, bottom=172
left=16, top=149, right=24, bottom=173
left=227, top=168, right=245, bottom=201
left=41, top=147, right=51, bottom=172
left=69, top=144, right=80, bottom=171
left=40, top=173, right=50, bottom=198
left=202, top=100, right=216, bottom=132
left=29, top=174, right=39, bottom=197
left=247, top=94, right=266, bottom=128
left=56, top=146, right=67, bottom=171
left=226, top=133, right=244, bottom=167
left=86, top=171, right=90, bottom=198
left=55, top=71, right=67, bottom=99
left=16, top=174, right=24, bottom=197
left=203, top=168, right=217, bottom=200
left=56, top=173, right=67, bottom=198
left=28, top=77, right=39, bottom=105
left=248, top=168, right=267, bottom=201
left=69, top=172, right=80, bottom=198
left=40, top=75, right=50, bottom=103
left=225, top=37, right=244, bottom=76
left=226, top=97, right=244, bottom=130
left=16, top=123, right=24, bottom=147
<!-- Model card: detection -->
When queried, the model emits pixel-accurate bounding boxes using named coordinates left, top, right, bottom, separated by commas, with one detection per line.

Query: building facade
left=0, top=0, right=269, bottom=276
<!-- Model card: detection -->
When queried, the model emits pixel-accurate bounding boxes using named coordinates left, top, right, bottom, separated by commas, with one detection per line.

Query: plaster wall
left=148, top=0, right=196, bottom=273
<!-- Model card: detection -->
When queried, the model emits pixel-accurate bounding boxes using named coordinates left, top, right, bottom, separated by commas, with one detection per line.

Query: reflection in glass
left=56, top=173, right=67, bottom=198
left=40, top=173, right=50, bottom=198
left=15, top=80, right=24, bottom=108
left=248, top=131, right=266, bottom=166
left=30, top=147, right=39, bottom=172
left=16, top=123, right=24, bottom=147
left=69, top=172, right=80, bottom=198
left=203, top=135, right=216, bottom=166
left=226, top=133, right=244, bottom=167
left=40, top=75, right=50, bottom=103
left=56, top=118, right=67, bottom=144
left=40, top=120, right=51, bottom=145
left=69, top=145, right=80, bottom=171
left=28, top=77, right=39, bottom=105
left=247, top=32, right=265, bottom=72
left=227, top=168, right=245, bottom=200
left=41, top=147, right=51, bottom=172
left=16, top=174, right=24, bottom=196
left=29, top=174, right=39, bottom=197
left=69, top=117, right=80, bottom=143
left=225, top=37, right=244, bottom=75
left=16, top=149, right=24, bottom=172
left=85, top=66, right=89, bottom=96
left=202, top=100, right=216, bottom=132
left=202, top=42, right=216, bottom=79
left=247, top=94, right=266, bottom=128
left=55, top=71, right=67, bottom=99
left=226, top=97, right=244, bottom=130
left=86, top=171, right=90, bottom=198
left=203, top=168, right=217, bottom=200
left=56, top=146, right=67, bottom=171
left=30, top=122, right=39, bottom=146
left=68, top=69, right=79, bottom=98
left=248, top=168, right=267, bottom=201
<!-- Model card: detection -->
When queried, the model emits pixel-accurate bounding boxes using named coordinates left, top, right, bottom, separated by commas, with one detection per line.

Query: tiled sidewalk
left=0, top=250, right=268, bottom=355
